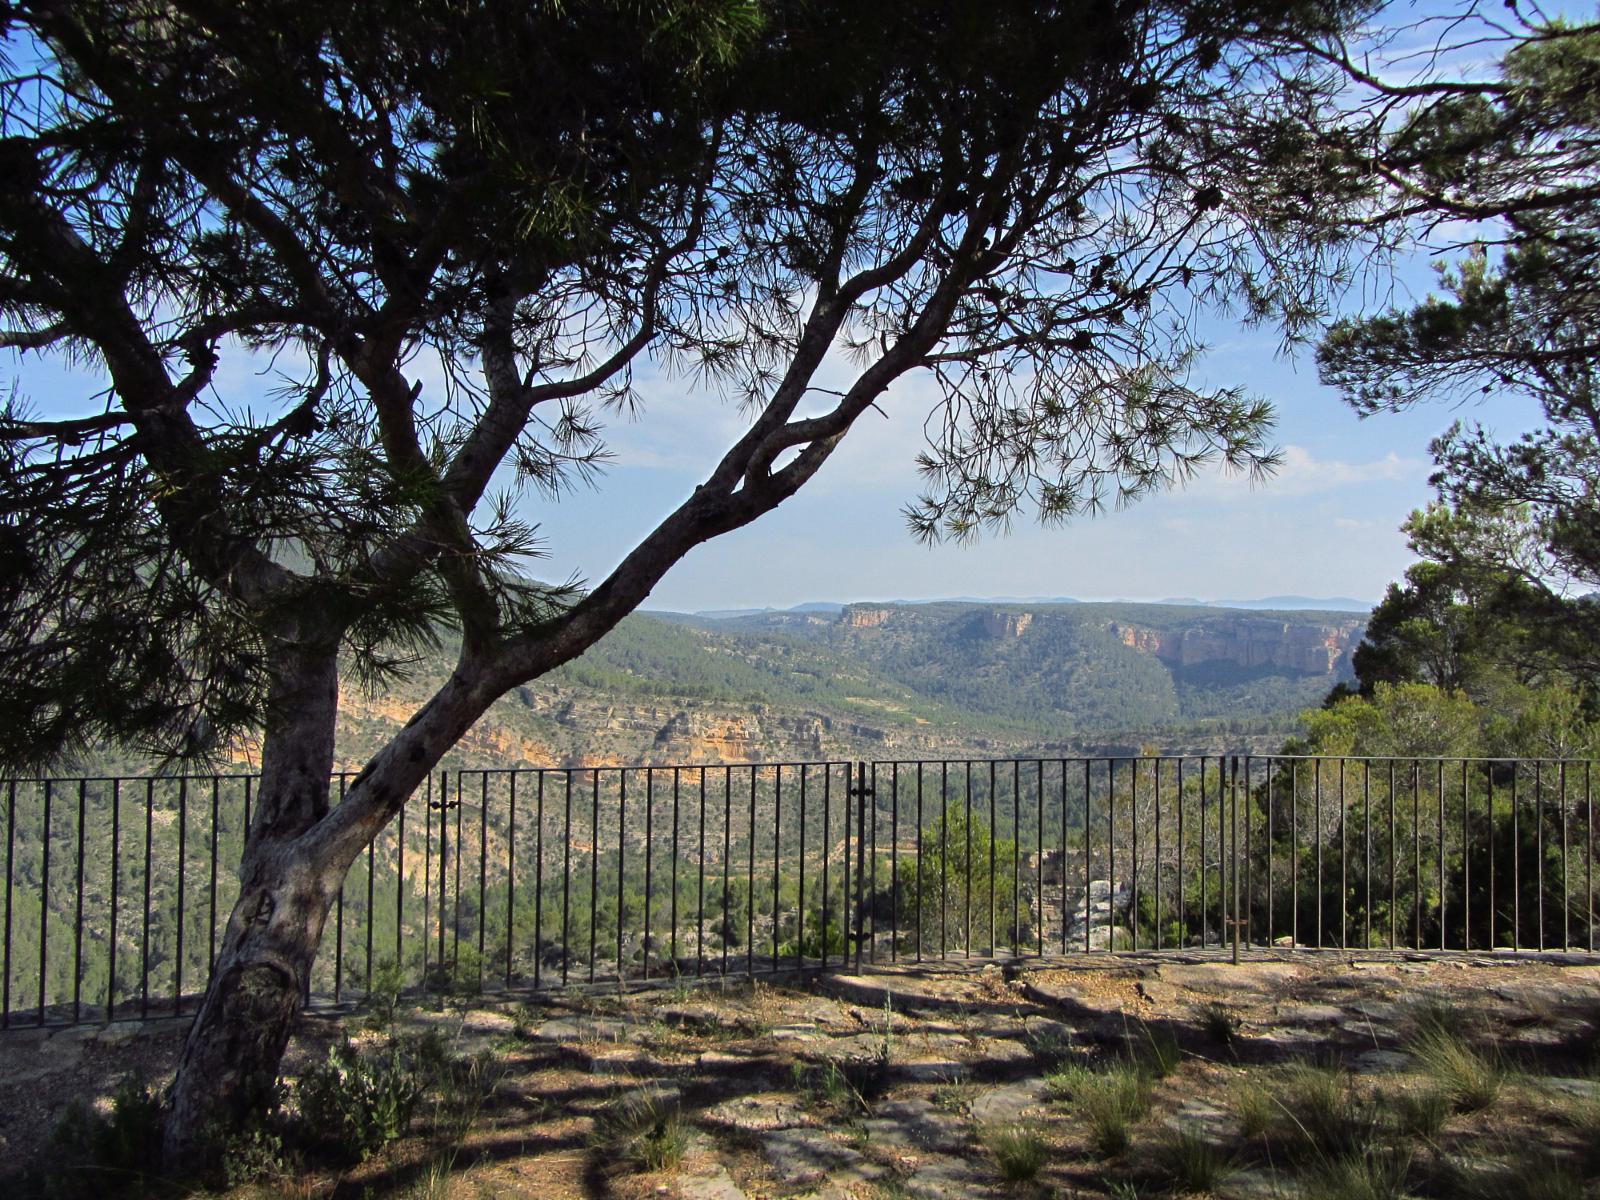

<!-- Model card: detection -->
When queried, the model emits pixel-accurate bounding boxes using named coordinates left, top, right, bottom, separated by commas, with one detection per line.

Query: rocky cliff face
left=1110, top=617, right=1362, bottom=675
left=980, top=610, right=1034, bottom=638
left=841, top=606, right=893, bottom=628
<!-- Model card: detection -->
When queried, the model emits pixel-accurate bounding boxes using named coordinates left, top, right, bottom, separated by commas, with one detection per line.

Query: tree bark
left=162, top=646, right=343, bottom=1169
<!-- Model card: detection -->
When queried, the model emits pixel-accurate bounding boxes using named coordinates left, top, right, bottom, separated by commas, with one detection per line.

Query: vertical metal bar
left=868, top=762, right=878, bottom=963
left=618, top=769, right=628, bottom=981
left=797, top=765, right=806, bottom=970
left=726, top=766, right=736, bottom=977
left=589, top=769, right=599, bottom=983
left=1130, top=758, right=1139, bottom=952
left=1265, top=760, right=1272, bottom=944
left=437, top=772, right=449, bottom=975
left=562, top=771, right=573, bottom=986
left=1219, top=756, right=1228, bottom=953
left=645, top=769, right=654, bottom=980
left=1587, top=761, right=1594, bottom=954
left=73, top=780, right=85, bottom=1024
left=210, top=778, right=221, bottom=980
left=889, top=762, right=898, bottom=962
left=943, top=761, right=951, bottom=961
left=3, top=781, right=14, bottom=1028
left=1036, top=761, right=1044, bottom=957
left=1158, top=761, right=1171, bottom=947
left=1413, top=761, right=1422, bottom=950
left=772, top=766, right=782, bottom=969
left=1314, top=759, right=1322, bottom=949
left=1178, top=759, right=1187, bottom=947
left=842, top=764, right=852, bottom=970
left=672, top=768, right=681, bottom=971
left=854, top=762, right=866, bottom=971
left=476, top=774, right=489, bottom=988
left=1529, top=764, right=1542, bottom=953
left=1437, top=760, right=1446, bottom=952
left=1388, top=761, right=1396, bottom=949
left=534, top=772, right=545, bottom=989
left=1012, top=760, right=1021, bottom=955
left=453, top=772, right=464, bottom=973
left=1201, top=758, right=1209, bottom=947
left=396, top=792, right=406, bottom=978
left=1489, top=765, right=1497, bottom=950
left=1231, top=756, right=1240, bottom=962
left=1059, top=760, right=1068, bottom=955
left=820, top=766, right=830, bottom=970
left=1512, top=761, right=1521, bottom=952
left=422, top=774, right=433, bottom=996
left=698, top=768, right=708, bottom=977
left=747, top=765, right=756, bottom=975
left=1290, top=761, right=1298, bottom=949
left=989, top=761, right=997, bottom=955
left=141, top=779, right=153, bottom=1019
left=1084, top=759, right=1092, bottom=954
left=175, top=778, right=186, bottom=1015
left=507, top=772, right=517, bottom=988
left=108, top=780, right=120, bottom=1021
left=1108, top=758, right=1116, bottom=953
left=1561, top=761, right=1570, bottom=950
left=334, top=776, right=345, bottom=1005
left=969, top=761, right=976, bottom=958
left=916, top=764, right=925, bottom=963
left=1364, top=763, right=1372, bottom=949
left=1460, top=761, right=1469, bottom=950
left=1339, top=760, right=1347, bottom=950
left=38, top=781, right=52, bottom=1024
left=1244, top=757, right=1254, bottom=945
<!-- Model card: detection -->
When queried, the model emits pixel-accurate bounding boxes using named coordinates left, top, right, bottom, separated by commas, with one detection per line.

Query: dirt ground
left=2, top=949, right=1598, bottom=1198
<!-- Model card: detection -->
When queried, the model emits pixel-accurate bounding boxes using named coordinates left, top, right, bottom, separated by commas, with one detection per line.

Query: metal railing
left=2, top=755, right=1596, bottom=1029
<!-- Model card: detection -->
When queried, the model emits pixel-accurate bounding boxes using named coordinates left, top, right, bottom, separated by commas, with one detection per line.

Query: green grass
left=1076, top=1064, right=1153, bottom=1158
left=1154, top=1126, right=1236, bottom=1194
left=981, top=1122, right=1050, bottom=1185
left=1299, top=1149, right=1413, bottom=1200
left=1197, top=1001, right=1236, bottom=1045
left=1271, top=1063, right=1378, bottom=1160
left=1388, top=1086, right=1451, bottom=1140
left=1228, top=1075, right=1275, bottom=1138
left=1406, top=1024, right=1503, bottom=1113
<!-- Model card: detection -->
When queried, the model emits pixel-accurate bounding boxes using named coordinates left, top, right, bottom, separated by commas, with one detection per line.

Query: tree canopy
left=1315, top=10, right=1600, bottom=635
left=0, top=0, right=1400, bottom=1162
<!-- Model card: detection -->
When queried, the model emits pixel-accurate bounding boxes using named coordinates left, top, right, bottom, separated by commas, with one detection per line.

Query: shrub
left=1134, top=1022, right=1182, bottom=1078
left=1228, top=1075, right=1274, bottom=1139
left=295, top=1039, right=426, bottom=1162
left=1197, top=1001, right=1236, bottom=1045
left=36, top=1072, right=164, bottom=1198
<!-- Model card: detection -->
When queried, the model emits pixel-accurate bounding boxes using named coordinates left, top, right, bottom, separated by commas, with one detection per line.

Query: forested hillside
left=324, top=600, right=1364, bottom=770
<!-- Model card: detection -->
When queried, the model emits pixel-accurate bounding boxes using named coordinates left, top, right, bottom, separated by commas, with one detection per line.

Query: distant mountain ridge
left=665, top=594, right=1374, bottom=619
left=313, top=598, right=1367, bottom=770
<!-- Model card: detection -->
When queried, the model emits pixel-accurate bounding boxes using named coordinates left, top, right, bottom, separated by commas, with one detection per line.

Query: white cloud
left=1189, top=445, right=1427, bottom=501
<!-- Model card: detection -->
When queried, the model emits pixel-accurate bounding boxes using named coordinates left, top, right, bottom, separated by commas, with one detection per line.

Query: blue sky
left=6, top=263, right=1544, bottom=616
left=530, top=307, right=1539, bottom=613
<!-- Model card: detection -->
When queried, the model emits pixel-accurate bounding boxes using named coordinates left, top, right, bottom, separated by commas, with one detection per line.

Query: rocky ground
left=3, top=950, right=1599, bottom=1198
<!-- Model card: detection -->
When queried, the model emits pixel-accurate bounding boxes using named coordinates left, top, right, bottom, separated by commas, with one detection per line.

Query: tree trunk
left=162, top=646, right=343, bottom=1170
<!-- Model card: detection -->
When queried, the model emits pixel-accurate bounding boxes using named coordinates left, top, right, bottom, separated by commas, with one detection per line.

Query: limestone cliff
left=1109, top=616, right=1362, bottom=675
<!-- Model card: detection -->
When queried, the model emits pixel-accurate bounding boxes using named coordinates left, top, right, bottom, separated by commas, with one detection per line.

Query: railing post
left=1231, top=755, right=1241, bottom=965
left=849, top=762, right=871, bottom=971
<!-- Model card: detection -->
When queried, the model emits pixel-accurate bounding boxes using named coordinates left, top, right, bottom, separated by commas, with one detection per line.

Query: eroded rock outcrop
left=1110, top=617, right=1362, bottom=675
